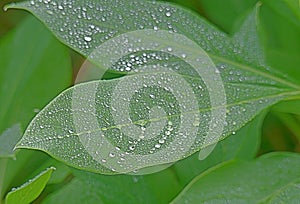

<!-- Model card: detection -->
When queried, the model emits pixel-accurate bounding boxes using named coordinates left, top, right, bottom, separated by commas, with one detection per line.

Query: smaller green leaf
left=5, top=167, right=55, bottom=204
left=171, top=153, right=300, bottom=203
left=0, top=124, right=22, bottom=158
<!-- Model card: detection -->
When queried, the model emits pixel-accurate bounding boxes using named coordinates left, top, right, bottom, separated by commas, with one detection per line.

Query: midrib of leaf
left=18, top=82, right=300, bottom=148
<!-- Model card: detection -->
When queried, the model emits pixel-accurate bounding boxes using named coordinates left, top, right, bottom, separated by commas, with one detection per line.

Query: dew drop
left=109, top=153, right=115, bottom=158
left=155, top=144, right=161, bottom=148
left=159, top=139, right=165, bottom=144
left=84, top=36, right=92, bottom=42
left=193, top=121, right=200, bottom=127
left=166, top=12, right=171, bottom=17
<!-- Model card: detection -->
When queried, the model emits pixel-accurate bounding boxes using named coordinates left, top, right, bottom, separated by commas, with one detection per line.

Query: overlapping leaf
left=171, top=153, right=300, bottom=203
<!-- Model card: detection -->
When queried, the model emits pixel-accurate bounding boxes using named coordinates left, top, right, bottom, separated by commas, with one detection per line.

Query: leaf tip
left=3, top=3, right=16, bottom=12
left=48, top=166, right=57, bottom=172
left=13, top=141, right=24, bottom=151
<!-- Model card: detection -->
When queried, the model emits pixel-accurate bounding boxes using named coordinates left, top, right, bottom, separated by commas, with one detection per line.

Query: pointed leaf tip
left=3, top=3, right=16, bottom=11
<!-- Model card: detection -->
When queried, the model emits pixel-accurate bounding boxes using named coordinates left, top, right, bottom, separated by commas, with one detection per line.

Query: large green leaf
left=6, top=1, right=300, bottom=174
left=171, top=153, right=300, bottom=203
left=5, top=167, right=55, bottom=204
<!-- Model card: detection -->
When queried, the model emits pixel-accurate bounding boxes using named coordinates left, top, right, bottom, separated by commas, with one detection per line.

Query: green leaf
left=0, top=124, right=21, bottom=158
left=7, top=1, right=300, bottom=174
left=171, top=152, right=300, bottom=203
left=1, top=150, right=50, bottom=200
left=172, top=111, right=265, bottom=187
left=43, top=168, right=181, bottom=204
left=5, top=167, right=55, bottom=204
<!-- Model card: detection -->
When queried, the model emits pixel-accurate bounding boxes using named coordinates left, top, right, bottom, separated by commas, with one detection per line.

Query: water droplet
left=193, top=121, right=200, bottom=127
left=109, top=152, right=115, bottom=158
left=84, top=36, right=92, bottom=42
left=166, top=12, right=171, bottom=17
